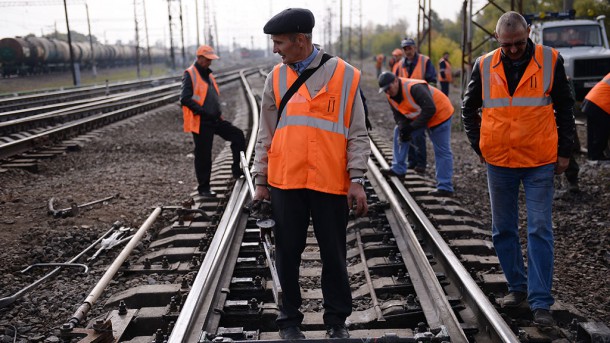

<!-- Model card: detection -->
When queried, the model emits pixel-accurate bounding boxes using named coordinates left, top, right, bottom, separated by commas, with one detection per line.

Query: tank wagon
left=0, top=36, right=167, bottom=77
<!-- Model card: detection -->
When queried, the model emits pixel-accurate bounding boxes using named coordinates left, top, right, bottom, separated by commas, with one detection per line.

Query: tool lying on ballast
left=240, top=151, right=282, bottom=306
left=48, top=193, right=119, bottom=218
left=0, top=221, right=123, bottom=309
left=87, top=226, right=134, bottom=261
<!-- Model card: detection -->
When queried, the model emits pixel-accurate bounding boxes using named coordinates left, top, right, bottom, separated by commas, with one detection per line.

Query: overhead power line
left=0, top=0, right=84, bottom=6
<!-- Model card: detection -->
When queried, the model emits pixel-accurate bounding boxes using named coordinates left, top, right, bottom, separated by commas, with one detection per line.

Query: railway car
left=0, top=35, right=169, bottom=77
left=0, top=37, right=33, bottom=76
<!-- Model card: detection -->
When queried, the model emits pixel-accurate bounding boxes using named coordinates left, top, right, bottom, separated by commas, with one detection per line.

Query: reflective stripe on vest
left=275, top=61, right=355, bottom=138
left=438, top=58, right=452, bottom=82
left=482, top=45, right=554, bottom=108
left=268, top=58, right=361, bottom=195
left=584, top=72, right=610, bottom=115
left=182, top=65, right=220, bottom=134
left=387, top=78, right=454, bottom=128
left=479, top=45, right=559, bottom=167
left=393, top=54, right=428, bottom=79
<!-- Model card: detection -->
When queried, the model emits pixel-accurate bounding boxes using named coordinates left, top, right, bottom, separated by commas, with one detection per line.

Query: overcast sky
left=1, top=0, right=464, bottom=50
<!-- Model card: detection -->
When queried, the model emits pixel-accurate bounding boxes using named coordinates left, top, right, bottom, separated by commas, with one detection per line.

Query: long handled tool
left=240, top=152, right=282, bottom=306
left=0, top=221, right=123, bottom=309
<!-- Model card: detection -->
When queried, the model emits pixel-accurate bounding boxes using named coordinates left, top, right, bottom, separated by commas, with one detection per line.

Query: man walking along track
left=462, top=11, right=575, bottom=327
left=251, top=7, right=370, bottom=340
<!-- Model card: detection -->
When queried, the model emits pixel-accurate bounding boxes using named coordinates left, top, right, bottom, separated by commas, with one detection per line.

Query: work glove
left=399, top=125, right=414, bottom=142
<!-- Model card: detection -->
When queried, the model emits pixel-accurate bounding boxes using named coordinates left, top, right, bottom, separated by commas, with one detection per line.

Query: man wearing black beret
left=252, top=7, right=371, bottom=340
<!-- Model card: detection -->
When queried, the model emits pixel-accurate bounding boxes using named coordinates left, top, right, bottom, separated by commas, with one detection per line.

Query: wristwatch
left=351, top=177, right=366, bottom=186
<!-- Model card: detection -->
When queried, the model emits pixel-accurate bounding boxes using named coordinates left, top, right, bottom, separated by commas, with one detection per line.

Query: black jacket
left=180, top=63, right=222, bottom=123
left=389, top=82, right=437, bottom=130
left=461, top=39, right=575, bottom=158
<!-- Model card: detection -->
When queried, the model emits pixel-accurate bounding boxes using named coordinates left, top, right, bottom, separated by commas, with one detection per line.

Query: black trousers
left=587, top=107, right=610, bottom=160
left=270, top=187, right=352, bottom=329
left=565, top=132, right=581, bottom=184
left=192, top=120, right=245, bottom=193
left=440, top=81, right=450, bottom=96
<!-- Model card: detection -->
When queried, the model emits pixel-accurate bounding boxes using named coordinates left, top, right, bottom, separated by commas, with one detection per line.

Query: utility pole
left=347, top=0, right=352, bottom=62
left=167, top=0, right=176, bottom=70
left=213, top=11, right=219, bottom=55
left=339, top=0, right=343, bottom=57
left=179, top=0, right=186, bottom=68
left=142, top=0, right=153, bottom=76
left=85, top=2, right=96, bottom=77
left=359, top=0, right=363, bottom=70
left=63, top=0, right=78, bottom=86
left=326, top=7, right=333, bottom=54
left=134, top=0, right=141, bottom=78
left=195, top=0, right=200, bottom=46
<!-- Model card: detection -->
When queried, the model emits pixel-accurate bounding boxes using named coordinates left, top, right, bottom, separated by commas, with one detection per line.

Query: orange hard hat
left=392, top=48, right=402, bottom=56
left=196, top=45, right=219, bottom=60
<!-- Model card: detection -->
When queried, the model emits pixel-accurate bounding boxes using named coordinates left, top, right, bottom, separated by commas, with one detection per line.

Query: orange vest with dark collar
left=386, top=78, right=453, bottom=128
left=392, top=54, right=429, bottom=80
left=182, top=65, right=220, bottom=134
left=479, top=44, right=559, bottom=167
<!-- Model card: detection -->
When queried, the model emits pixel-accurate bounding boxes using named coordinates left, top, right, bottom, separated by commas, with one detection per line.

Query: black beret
left=263, top=8, right=315, bottom=34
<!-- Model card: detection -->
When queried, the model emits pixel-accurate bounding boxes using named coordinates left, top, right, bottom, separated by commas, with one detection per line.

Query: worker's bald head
left=495, top=11, right=528, bottom=35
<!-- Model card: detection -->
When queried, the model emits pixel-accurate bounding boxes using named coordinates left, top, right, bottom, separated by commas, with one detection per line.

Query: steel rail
left=369, top=143, right=520, bottom=343
left=0, top=83, right=178, bottom=125
left=366, top=152, right=469, bottom=343
left=0, top=92, right=177, bottom=160
left=0, top=76, right=180, bottom=112
left=168, top=68, right=260, bottom=343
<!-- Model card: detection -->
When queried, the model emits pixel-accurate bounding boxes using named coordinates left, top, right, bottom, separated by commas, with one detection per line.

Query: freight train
left=0, top=36, right=168, bottom=77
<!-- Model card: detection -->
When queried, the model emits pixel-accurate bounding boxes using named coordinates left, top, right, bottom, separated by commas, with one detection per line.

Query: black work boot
left=502, top=291, right=527, bottom=307
left=326, top=324, right=349, bottom=339
left=533, top=309, right=555, bottom=327
left=278, top=326, right=305, bottom=340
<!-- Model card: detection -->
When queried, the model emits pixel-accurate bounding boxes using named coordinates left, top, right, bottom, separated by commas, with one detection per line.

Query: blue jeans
left=487, top=163, right=555, bottom=311
left=391, top=119, right=454, bottom=192
left=407, top=133, right=427, bottom=170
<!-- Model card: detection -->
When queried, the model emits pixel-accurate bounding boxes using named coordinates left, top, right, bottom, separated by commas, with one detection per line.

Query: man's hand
left=252, top=185, right=272, bottom=241
left=347, top=183, right=368, bottom=217
left=555, top=156, right=570, bottom=175
left=253, top=185, right=270, bottom=201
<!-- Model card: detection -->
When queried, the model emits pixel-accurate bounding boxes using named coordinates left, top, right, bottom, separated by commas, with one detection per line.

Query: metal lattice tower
left=460, top=0, right=523, bottom=99
left=417, top=0, right=432, bottom=57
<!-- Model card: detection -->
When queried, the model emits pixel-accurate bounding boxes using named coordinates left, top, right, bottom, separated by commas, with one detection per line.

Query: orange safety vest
left=479, top=44, right=559, bottom=167
left=269, top=58, right=361, bottom=195
left=584, top=73, right=610, bottom=115
left=392, top=54, right=429, bottom=80
left=386, top=77, right=453, bottom=128
left=182, top=65, right=220, bottom=134
left=438, top=57, right=452, bottom=82
left=375, top=54, right=384, bottom=68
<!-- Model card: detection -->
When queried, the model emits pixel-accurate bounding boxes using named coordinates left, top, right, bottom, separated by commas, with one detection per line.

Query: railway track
left=1, top=67, right=607, bottom=343
left=0, top=69, right=254, bottom=168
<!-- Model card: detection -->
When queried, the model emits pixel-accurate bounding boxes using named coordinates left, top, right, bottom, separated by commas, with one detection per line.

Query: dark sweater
left=180, top=63, right=222, bottom=123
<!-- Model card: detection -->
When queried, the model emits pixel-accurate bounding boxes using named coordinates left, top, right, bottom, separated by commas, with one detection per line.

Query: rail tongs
left=240, top=152, right=283, bottom=306
left=48, top=193, right=119, bottom=218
